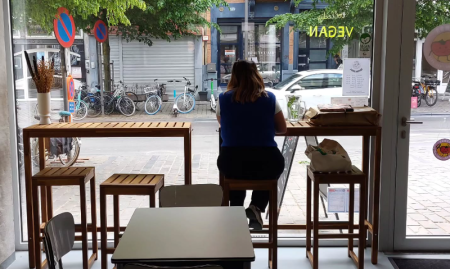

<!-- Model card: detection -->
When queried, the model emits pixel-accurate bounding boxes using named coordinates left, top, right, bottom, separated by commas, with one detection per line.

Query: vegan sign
left=424, top=24, right=450, bottom=71
left=309, top=26, right=354, bottom=38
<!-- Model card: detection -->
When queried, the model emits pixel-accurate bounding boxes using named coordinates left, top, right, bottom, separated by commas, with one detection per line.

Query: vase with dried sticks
left=24, top=51, right=55, bottom=124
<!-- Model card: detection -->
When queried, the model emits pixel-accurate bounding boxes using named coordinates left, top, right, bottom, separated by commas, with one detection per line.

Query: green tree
left=267, top=0, right=450, bottom=55
left=12, top=0, right=226, bottom=91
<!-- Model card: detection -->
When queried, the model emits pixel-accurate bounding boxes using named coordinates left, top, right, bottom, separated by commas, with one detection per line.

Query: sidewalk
left=411, top=98, right=450, bottom=116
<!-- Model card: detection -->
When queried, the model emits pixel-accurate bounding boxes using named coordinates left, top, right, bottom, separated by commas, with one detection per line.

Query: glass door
left=218, top=26, right=241, bottom=86
left=394, top=0, right=450, bottom=250
left=298, top=33, right=331, bottom=71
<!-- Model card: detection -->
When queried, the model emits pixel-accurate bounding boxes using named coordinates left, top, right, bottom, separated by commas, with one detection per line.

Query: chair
left=32, top=167, right=97, bottom=269
left=43, top=212, right=75, bottom=269
left=124, top=265, right=222, bottom=269
left=306, top=166, right=367, bottom=269
left=100, top=174, right=164, bottom=269
left=160, top=184, right=223, bottom=207
left=222, top=178, right=278, bottom=269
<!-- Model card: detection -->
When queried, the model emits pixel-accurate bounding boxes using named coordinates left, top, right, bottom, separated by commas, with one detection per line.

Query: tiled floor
left=8, top=248, right=395, bottom=269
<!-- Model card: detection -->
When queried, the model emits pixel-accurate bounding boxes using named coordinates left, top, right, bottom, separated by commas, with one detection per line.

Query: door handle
left=401, top=117, right=423, bottom=127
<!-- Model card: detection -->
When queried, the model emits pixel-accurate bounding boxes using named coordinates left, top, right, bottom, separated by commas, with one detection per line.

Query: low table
left=112, top=207, right=255, bottom=269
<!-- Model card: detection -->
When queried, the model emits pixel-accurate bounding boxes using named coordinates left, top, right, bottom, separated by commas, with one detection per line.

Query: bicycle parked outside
left=32, top=105, right=81, bottom=167
left=171, top=77, right=198, bottom=116
left=83, top=82, right=136, bottom=117
left=412, top=76, right=440, bottom=107
left=144, top=79, right=166, bottom=115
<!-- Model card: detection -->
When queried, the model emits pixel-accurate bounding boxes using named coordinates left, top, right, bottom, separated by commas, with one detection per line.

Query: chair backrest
left=160, top=184, right=223, bottom=207
left=124, top=264, right=223, bottom=269
left=44, top=212, right=75, bottom=269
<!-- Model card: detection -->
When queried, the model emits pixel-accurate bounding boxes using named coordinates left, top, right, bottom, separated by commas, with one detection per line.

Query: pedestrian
left=216, top=60, right=287, bottom=230
left=334, top=54, right=343, bottom=69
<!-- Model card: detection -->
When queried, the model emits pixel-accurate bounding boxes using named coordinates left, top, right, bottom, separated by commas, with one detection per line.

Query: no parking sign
left=94, top=20, right=108, bottom=43
left=53, top=7, right=76, bottom=48
left=67, top=75, right=75, bottom=113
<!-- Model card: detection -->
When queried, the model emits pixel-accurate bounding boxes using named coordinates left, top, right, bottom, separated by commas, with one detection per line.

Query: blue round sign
left=53, top=7, right=76, bottom=48
left=94, top=20, right=108, bottom=43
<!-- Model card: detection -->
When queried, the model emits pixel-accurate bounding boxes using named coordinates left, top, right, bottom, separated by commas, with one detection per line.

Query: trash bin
left=198, top=91, right=208, bottom=101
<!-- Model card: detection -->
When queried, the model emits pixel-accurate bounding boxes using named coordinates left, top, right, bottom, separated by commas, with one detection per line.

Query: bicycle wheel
left=58, top=137, right=80, bottom=166
left=118, top=96, right=136, bottom=116
left=175, top=93, right=195, bottom=114
left=144, top=95, right=162, bottom=115
left=425, top=88, right=438, bottom=106
left=83, top=96, right=102, bottom=117
left=103, top=95, right=115, bottom=114
left=417, top=94, right=422, bottom=107
left=72, top=100, right=88, bottom=120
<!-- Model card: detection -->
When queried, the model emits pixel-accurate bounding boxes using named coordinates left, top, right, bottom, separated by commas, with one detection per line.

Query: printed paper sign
left=343, top=58, right=371, bottom=96
left=327, top=187, right=360, bottom=213
left=359, top=33, right=372, bottom=58
left=225, top=50, right=235, bottom=56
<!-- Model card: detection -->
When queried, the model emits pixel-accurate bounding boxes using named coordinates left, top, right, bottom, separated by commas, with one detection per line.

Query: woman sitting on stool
left=216, top=60, right=287, bottom=230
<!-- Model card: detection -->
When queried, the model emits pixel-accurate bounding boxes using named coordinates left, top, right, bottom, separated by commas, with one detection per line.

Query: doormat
left=389, top=258, right=450, bottom=269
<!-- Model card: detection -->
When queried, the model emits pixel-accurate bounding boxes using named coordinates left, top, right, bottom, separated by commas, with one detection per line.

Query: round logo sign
left=94, top=20, right=108, bottom=43
left=360, top=33, right=372, bottom=44
left=433, top=138, right=450, bottom=161
left=53, top=7, right=76, bottom=48
left=424, top=24, right=450, bottom=71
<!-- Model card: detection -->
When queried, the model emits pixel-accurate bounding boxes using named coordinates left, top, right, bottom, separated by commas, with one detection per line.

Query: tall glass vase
left=286, top=95, right=304, bottom=122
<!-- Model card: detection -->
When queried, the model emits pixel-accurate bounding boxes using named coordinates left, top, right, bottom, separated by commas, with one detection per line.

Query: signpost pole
left=61, top=46, right=69, bottom=111
left=244, top=0, right=248, bottom=60
left=97, top=42, right=105, bottom=115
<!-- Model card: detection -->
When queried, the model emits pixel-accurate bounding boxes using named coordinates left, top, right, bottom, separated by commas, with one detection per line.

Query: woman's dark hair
left=227, top=60, right=267, bottom=103
left=334, top=54, right=341, bottom=59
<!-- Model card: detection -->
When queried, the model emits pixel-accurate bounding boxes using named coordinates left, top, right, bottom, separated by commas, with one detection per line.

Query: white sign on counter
left=331, top=97, right=369, bottom=107
left=343, top=58, right=371, bottom=96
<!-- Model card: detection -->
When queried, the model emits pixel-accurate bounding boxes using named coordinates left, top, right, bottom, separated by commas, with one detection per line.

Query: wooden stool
left=32, top=167, right=98, bottom=269
left=306, top=166, right=367, bottom=269
left=100, top=174, right=164, bottom=269
left=222, top=178, right=278, bottom=269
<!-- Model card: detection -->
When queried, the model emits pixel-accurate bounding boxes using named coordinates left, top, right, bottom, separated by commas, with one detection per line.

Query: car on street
left=265, top=69, right=348, bottom=117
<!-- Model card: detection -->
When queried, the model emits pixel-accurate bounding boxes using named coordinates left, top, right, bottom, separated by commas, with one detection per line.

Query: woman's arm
left=216, top=96, right=221, bottom=124
left=274, top=111, right=287, bottom=134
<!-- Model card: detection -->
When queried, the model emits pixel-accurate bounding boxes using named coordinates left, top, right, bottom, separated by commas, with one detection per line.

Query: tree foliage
left=267, top=0, right=450, bottom=55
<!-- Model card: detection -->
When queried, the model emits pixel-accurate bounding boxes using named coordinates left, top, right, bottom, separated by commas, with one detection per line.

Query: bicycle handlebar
left=204, top=78, right=218, bottom=81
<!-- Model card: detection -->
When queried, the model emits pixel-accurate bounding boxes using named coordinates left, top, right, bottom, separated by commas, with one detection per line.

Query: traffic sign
left=54, top=7, right=76, bottom=48
left=94, top=20, right=108, bottom=43
left=66, top=75, right=75, bottom=113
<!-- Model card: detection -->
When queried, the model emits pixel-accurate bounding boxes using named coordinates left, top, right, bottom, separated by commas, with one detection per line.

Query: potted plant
left=24, top=52, right=54, bottom=125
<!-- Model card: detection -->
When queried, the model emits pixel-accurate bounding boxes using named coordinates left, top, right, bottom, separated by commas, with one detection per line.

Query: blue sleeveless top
left=219, top=90, right=277, bottom=147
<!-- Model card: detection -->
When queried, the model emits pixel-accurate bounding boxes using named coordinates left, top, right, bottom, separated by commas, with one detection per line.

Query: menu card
left=342, top=58, right=371, bottom=96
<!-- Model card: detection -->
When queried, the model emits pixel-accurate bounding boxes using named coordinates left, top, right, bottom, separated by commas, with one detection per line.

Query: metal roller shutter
left=110, top=37, right=195, bottom=98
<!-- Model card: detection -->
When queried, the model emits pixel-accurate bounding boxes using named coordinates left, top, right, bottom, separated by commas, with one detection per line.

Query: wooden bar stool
left=32, top=167, right=98, bottom=269
left=222, top=178, right=278, bottom=269
left=100, top=174, right=164, bottom=269
left=306, top=165, right=366, bottom=269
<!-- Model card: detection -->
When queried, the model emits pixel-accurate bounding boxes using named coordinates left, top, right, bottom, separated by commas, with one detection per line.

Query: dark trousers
left=217, top=147, right=284, bottom=212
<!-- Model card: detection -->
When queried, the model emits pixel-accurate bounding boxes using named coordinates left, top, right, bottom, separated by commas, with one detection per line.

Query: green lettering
left=329, top=26, right=336, bottom=38
left=346, top=27, right=354, bottom=37
left=309, top=26, right=318, bottom=37
left=319, top=27, right=328, bottom=38
left=338, top=26, right=345, bottom=37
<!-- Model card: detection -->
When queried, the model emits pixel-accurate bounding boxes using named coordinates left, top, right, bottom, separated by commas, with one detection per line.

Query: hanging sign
left=342, top=58, right=371, bottom=96
left=53, top=7, right=76, bottom=48
left=433, top=139, right=450, bottom=161
left=424, top=24, right=450, bottom=71
left=66, top=75, right=75, bottom=113
left=359, top=33, right=372, bottom=58
left=94, top=20, right=108, bottom=43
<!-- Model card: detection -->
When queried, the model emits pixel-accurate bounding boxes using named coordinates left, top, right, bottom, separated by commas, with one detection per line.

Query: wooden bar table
left=219, top=121, right=382, bottom=264
left=23, top=121, right=192, bottom=268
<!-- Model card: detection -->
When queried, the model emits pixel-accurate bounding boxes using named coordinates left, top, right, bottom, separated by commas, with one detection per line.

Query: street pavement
left=16, top=99, right=450, bottom=240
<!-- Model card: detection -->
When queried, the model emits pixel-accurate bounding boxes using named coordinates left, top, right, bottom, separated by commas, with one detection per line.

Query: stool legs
left=100, top=188, right=107, bottom=269
left=313, top=180, right=319, bottom=269
left=47, top=186, right=53, bottom=219
left=32, top=184, right=42, bottom=269
left=270, top=188, right=278, bottom=269
left=358, top=182, right=366, bottom=269
left=91, top=177, right=98, bottom=261
left=348, top=183, right=354, bottom=257
left=114, top=195, right=120, bottom=248
left=306, top=174, right=312, bottom=258
left=80, top=182, right=89, bottom=269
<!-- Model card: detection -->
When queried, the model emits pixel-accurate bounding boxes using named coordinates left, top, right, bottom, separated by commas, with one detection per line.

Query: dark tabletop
left=111, top=207, right=255, bottom=264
